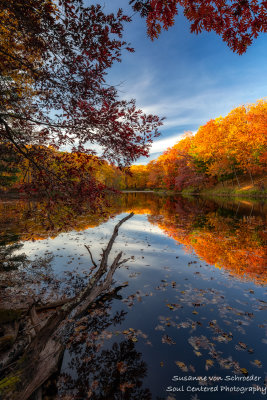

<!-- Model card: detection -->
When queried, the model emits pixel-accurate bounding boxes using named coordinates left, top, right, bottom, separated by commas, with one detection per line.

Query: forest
left=0, top=0, right=267, bottom=200
left=0, top=1, right=267, bottom=399
left=1, top=99, right=266, bottom=196
left=124, top=99, right=267, bottom=193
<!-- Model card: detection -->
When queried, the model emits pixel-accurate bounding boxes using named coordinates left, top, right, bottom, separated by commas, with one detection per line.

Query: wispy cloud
left=149, top=133, right=183, bottom=153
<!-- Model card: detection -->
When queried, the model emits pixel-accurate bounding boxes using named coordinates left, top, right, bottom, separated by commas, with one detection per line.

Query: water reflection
left=57, top=298, right=151, bottom=400
left=1, top=194, right=266, bottom=284
left=146, top=197, right=266, bottom=285
left=0, top=193, right=266, bottom=400
left=0, top=233, right=27, bottom=271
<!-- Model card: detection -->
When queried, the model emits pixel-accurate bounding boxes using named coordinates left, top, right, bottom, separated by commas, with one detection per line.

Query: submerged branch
left=0, top=213, right=134, bottom=400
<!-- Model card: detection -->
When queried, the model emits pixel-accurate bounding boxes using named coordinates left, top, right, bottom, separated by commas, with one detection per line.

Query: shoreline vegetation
left=160, top=181, right=267, bottom=199
left=1, top=100, right=266, bottom=200
left=122, top=176, right=267, bottom=199
left=1, top=177, right=266, bottom=200
left=120, top=100, right=266, bottom=198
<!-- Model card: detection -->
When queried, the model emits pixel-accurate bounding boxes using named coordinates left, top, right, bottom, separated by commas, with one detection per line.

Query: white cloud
left=149, top=133, right=182, bottom=154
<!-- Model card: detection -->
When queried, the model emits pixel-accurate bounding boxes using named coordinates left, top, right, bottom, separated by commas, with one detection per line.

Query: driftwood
left=0, top=212, right=134, bottom=400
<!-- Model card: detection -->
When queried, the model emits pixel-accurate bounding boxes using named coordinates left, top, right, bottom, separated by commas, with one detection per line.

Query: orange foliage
left=1, top=193, right=266, bottom=285
left=129, top=99, right=266, bottom=191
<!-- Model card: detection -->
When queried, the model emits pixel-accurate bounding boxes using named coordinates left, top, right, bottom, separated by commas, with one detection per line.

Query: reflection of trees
left=0, top=214, right=140, bottom=400
left=0, top=233, right=27, bottom=271
left=0, top=198, right=112, bottom=241
left=57, top=301, right=151, bottom=400
left=0, top=193, right=266, bottom=285
left=0, top=193, right=169, bottom=242
left=147, top=197, right=266, bottom=285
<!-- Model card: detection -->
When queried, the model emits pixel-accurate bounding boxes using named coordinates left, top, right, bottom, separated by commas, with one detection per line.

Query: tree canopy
left=1, top=0, right=266, bottom=197
left=131, top=0, right=267, bottom=54
left=123, top=99, right=267, bottom=192
left=0, top=0, right=163, bottom=196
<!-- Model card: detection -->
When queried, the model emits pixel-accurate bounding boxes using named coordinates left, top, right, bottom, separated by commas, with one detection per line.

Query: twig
left=84, top=245, right=97, bottom=268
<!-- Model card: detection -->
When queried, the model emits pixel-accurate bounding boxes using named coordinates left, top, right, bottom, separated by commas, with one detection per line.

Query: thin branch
left=0, top=112, right=72, bottom=129
left=84, top=245, right=97, bottom=268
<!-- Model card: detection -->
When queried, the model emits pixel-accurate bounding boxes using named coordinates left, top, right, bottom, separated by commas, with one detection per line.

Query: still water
left=0, top=193, right=266, bottom=399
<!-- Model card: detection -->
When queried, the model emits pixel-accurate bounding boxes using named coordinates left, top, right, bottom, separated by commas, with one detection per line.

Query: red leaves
left=132, top=0, right=267, bottom=54
left=1, top=0, right=163, bottom=198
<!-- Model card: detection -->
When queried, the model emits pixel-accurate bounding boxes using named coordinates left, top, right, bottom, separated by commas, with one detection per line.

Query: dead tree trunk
left=0, top=213, right=134, bottom=400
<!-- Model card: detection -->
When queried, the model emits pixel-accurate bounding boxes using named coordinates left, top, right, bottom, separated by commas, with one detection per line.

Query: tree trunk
left=247, top=168, right=254, bottom=185
left=0, top=213, right=134, bottom=400
left=233, top=166, right=240, bottom=188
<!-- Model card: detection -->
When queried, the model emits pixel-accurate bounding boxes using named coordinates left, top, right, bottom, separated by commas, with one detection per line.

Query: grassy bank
left=151, top=176, right=267, bottom=199
left=197, top=176, right=266, bottom=198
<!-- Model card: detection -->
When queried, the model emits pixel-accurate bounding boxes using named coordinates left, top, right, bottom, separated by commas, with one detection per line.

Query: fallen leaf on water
left=240, top=368, right=248, bottom=376
left=251, top=359, right=262, bottom=368
left=205, top=359, right=214, bottom=370
left=155, top=324, right=165, bottom=331
left=167, top=304, right=174, bottom=310
left=162, top=334, right=176, bottom=345
left=189, top=364, right=196, bottom=372
left=175, top=361, right=188, bottom=372
left=235, top=341, right=248, bottom=351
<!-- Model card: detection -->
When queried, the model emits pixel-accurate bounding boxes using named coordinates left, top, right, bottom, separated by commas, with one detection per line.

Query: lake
left=0, top=193, right=266, bottom=400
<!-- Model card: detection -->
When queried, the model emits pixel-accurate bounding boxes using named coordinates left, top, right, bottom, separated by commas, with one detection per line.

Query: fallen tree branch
left=84, top=245, right=97, bottom=268
left=0, top=213, right=134, bottom=400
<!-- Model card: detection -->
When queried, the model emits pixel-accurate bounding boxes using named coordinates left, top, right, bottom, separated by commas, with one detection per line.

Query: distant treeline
left=0, top=99, right=266, bottom=195
left=125, top=99, right=267, bottom=191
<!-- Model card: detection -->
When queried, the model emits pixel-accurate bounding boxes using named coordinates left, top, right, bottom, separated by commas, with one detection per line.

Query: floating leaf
left=189, top=364, right=196, bottom=372
left=205, top=359, right=214, bottom=370
left=162, top=334, right=176, bottom=345
left=251, top=359, right=262, bottom=368
left=240, top=368, right=248, bottom=376
left=175, top=361, right=188, bottom=372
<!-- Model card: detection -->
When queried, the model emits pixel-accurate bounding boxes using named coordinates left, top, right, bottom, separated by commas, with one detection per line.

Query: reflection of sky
left=16, top=211, right=267, bottom=291
left=12, top=206, right=267, bottom=399
left=18, top=213, right=185, bottom=277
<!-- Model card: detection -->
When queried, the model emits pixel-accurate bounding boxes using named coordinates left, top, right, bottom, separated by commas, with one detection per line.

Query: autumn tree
left=0, top=144, right=21, bottom=189
left=0, top=0, right=162, bottom=197
left=139, top=99, right=266, bottom=192
left=147, top=158, right=165, bottom=188
left=191, top=100, right=267, bottom=183
left=123, top=165, right=149, bottom=189
left=131, top=0, right=267, bottom=54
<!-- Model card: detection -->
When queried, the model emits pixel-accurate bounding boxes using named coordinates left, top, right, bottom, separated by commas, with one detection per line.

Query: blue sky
left=93, top=1, right=267, bottom=164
